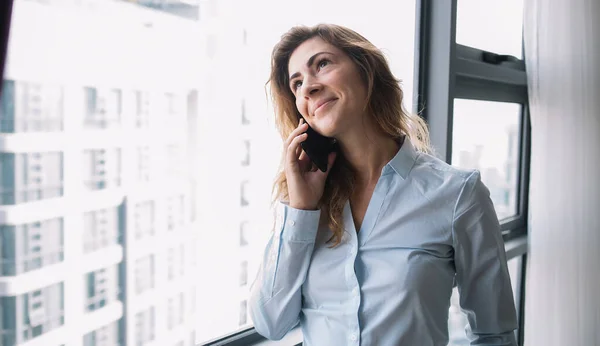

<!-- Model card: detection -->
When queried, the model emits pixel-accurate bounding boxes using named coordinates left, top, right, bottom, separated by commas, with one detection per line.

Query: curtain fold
left=523, top=0, right=600, bottom=345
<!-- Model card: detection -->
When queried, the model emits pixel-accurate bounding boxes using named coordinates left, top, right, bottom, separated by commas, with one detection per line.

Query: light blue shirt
left=249, top=139, right=518, bottom=346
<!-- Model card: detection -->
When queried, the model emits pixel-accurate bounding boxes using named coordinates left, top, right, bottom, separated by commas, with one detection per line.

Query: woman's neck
left=337, top=123, right=401, bottom=185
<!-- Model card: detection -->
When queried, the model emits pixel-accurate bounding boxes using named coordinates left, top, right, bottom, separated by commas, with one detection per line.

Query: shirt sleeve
left=452, top=170, right=518, bottom=346
left=248, top=201, right=321, bottom=340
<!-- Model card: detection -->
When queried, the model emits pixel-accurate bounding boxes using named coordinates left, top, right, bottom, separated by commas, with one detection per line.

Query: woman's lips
left=315, top=98, right=337, bottom=114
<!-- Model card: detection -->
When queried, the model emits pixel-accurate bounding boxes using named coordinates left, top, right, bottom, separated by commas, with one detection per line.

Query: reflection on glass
left=448, top=256, right=521, bottom=345
left=452, top=99, right=521, bottom=220
left=1, top=0, right=417, bottom=344
left=456, top=0, right=524, bottom=58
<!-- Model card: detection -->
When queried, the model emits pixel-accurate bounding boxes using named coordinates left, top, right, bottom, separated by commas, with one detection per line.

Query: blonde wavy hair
left=268, top=23, right=431, bottom=247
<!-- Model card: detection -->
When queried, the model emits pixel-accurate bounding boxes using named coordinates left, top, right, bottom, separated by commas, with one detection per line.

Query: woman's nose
left=302, top=81, right=322, bottom=98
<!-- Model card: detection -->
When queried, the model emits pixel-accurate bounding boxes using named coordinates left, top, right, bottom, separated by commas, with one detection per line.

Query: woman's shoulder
left=409, top=150, right=479, bottom=194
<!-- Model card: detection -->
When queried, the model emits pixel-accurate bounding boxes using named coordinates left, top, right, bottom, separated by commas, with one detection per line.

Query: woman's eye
left=318, top=59, right=329, bottom=69
left=293, top=81, right=302, bottom=90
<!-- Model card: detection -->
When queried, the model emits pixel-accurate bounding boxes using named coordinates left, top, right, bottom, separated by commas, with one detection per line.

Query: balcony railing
left=0, top=185, right=64, bottom=205
left=0, top=118, right=64, bottom=133
left=0, top=250, right=64, bottom=276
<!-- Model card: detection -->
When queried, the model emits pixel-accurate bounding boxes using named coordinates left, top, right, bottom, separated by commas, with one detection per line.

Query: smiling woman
left=248, top=23, right=518, bottom=346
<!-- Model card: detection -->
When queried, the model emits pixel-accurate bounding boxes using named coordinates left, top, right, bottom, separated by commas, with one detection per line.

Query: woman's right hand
left=285, top=118, right=337, bottom=210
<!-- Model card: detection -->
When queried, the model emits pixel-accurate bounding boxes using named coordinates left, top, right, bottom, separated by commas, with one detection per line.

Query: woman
left=249, top=24, right=517, bottom=346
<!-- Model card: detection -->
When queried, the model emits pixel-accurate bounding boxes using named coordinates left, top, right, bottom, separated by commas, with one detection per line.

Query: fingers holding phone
left=284, top=118, right=336, bottom=210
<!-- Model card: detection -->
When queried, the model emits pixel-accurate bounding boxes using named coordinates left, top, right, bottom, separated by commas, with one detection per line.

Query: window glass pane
left=456, top=0, right=524, bottom=58
left=448, top=256, right=521, bottom=345
left=451, top=99, right=521, bottom=220
left=3, top=0, right=416, bottom=344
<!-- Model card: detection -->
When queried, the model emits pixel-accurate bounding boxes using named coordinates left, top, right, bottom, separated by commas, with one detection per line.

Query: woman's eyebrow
left=289, top=51, right=334, bottom=81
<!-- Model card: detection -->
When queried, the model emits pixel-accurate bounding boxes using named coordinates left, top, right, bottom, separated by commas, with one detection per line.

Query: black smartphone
left=299, top=117, right=337, bottom=172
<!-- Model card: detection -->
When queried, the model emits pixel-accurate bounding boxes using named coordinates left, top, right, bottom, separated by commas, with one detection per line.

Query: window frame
left=414, top=0, right=529, bottom=343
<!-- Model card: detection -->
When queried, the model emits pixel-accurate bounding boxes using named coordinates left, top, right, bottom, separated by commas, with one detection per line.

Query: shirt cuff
left=275, top=201, right=321, bottom=242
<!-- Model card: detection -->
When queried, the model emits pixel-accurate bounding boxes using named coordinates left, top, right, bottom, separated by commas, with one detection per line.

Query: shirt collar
left=382, top=136, right=419, bottom=179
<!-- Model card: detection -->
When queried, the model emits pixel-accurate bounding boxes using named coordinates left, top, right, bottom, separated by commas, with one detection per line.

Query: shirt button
left=352, top=287, right=359, bottom=296
left=349, top=333, right=357, bottom=341
left=289, top=220, right=296, bottom=226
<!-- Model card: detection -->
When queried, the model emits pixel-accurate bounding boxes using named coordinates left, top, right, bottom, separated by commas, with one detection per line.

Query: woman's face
left=287, top=37, right=368, bottom=138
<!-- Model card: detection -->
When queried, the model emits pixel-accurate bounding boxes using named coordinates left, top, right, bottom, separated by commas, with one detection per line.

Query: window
left=241, top=99, right=250, bottom=125
left=82, top=149, right=121, bottom=190
left=83, top=320, right=121, bottom=346
left=0, top=218, right=63, bottom=276
left=456, top=0, right=524, bottom=58
left=239, top=222, right=249, bottom=247
left=135, top=307, right=155, bottom=346
left=84, top=87, right=122, bottom=129
left=11, top=282, right=65, bottom=342
left=0, top=79, right=64, bottom=133
left=166, top=195, right=185, bottom=231
left=0, top=152, right=63, bottom=205
left=239, top=261, right=248, bottom=287
left=135, top=91, right=151, bottom=128
left=83, top=207, right=120, bottom=253
left=419, top=1, right=530, bottom=344
left=85, top=265, right=119, bottom=312
left=134, top=201, right=155, bottom=240
left=451, top=99, right=521, bottom=220
left=240, top=180, right=249, bottom=207
left=167, top=248, right=175, bottom=280
left=2, top=0, right=419, bottom=345
left=239, top=300, right=248, bottom=327
left=241, top=140, right=251, bottom=166
left=134, top=255, right=154, bottom=295
left=136, top=146, right=151, bottom=182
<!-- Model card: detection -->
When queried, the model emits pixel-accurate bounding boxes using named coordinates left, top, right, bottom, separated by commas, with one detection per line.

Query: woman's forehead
left=288, top=37, right=339, bottom=75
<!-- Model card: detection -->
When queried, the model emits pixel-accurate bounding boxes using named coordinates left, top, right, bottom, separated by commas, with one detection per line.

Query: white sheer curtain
left=523, top=1, right=600, bottom=345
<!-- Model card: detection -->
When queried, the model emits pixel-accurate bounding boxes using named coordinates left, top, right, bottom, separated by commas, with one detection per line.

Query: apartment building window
left=0, top=218, right=63, bottom=276
left=164, top=92, right=181, bottom=116
left=82, top=149, right=121, bottom=190
left=167, top=248, right=175, bottom=281
left=83, top=320, right=121, bottom=346
left=241, top=140, right=250, bottom=166
left=136, top=146, right=151, bottom=182
left=239, top=222, right=249, bottom=247
left=0, top=79, right=64, bottom=133
left=167, top=293, right=185, bottom=330
left=135, top=255, right=154, bottom=295
left=135, top=307, right=155, bottom=346
left=179, top=243, right=185, bottom=277
left=0, top=282, right=65, bottom=344
left=84, top=87, right=122, bottom=129
left=0, top=152, right=63, bottom=205
left=239, top=261, right=248, bottom=287
left=83, top=207, right=120, bottom=254
left=178, top=292, right=185, bottom=325
left=240, top=181, right=249, bottom=207
left=166, top=195, right=184, bottom=231
left=165, top=144, right=184, bottom=176
left=135, top=91, right=151, bottom=128
left=238, top=300, right=247, bottom=326
left=241, top=99, right=250, bottom=125
left=134, top=201, right=155, bottom=240
left=85, top=265, right=120, bottom=312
